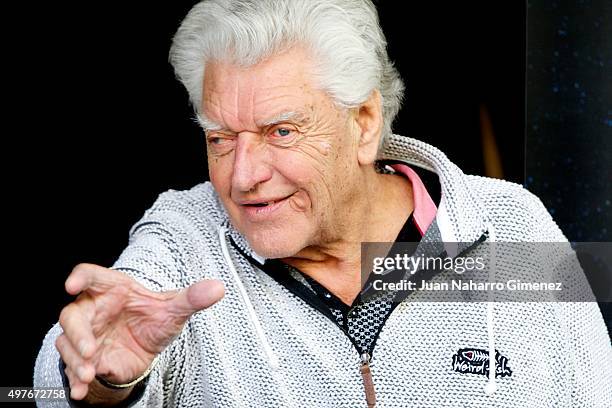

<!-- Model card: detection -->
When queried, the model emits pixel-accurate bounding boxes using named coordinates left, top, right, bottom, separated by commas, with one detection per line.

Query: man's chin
left=248, top=241, right=301, bottom=260
left=243, top=229, right=306, bottom=260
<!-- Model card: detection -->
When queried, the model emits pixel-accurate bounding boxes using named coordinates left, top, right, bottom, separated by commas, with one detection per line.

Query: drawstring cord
left=484, top=303, right=497, bottom=395
left=484, top=222, right=497, bottom=396
left=218, top=224, right=280, bottom=370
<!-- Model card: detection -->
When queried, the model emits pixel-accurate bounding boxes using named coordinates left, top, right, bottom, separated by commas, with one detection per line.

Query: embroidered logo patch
left=452, top=348, right=512, bottom=378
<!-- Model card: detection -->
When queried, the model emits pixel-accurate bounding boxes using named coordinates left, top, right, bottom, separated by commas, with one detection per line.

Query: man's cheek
left=288, top=190, right=311, bottom=212
left=208, top=167, right=231, bottom=199
left=284, top=135, right=334, bottom=162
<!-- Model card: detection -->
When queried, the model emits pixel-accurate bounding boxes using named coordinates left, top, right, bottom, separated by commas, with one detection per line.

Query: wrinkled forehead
left=200, top=48, right=335, bottom=132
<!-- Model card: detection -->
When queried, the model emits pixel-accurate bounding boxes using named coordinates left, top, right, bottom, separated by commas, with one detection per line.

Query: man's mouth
left=246, top=200, right=280, bottom=208
left=238, top=193, right=296, bottom=218
left=240, top=193, right=295, bottom=207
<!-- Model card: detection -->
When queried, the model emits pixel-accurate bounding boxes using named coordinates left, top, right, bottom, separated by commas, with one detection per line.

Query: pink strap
left=390, top=164, right=437, bottom=236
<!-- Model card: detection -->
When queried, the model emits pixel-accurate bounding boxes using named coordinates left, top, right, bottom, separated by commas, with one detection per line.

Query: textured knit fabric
left=34, top=134, right=612, bottom=407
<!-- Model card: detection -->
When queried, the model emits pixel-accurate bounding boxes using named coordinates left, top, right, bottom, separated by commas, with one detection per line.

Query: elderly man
left=35, top=0, right=611, bottom=407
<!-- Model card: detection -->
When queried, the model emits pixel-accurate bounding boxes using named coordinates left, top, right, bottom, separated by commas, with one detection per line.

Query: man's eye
left=207, top=135, right=228, bottom=145
left=206, top=136, right=236, bottom=155
left=273, top=128, right=293, bottom=137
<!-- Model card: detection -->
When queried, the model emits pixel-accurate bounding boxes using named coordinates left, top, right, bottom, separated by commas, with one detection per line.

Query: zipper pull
left=359, top=353, right=376, bottom=408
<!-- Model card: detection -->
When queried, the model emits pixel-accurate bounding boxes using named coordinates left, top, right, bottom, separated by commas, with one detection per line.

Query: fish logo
left=461, top=349, right=489, bottom=362
left=452, top=348, right=512, bottom=378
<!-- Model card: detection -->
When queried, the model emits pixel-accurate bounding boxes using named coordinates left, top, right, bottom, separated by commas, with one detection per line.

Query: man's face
left=202, top=47, right=363, bottom=258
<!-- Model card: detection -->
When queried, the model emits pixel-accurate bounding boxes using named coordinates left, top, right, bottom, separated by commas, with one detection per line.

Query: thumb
left=168, top=279, right=225, bottom=317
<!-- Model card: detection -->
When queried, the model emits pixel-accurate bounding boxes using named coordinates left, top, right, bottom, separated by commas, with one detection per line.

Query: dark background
left=526, top=0, right=611, bottom=241
left=525, top=0, right=611, bottom=340
left=3, top=0, right=608, bottom=392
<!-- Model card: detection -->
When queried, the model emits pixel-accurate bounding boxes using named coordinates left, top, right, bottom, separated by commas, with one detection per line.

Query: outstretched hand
left=56, top=263, right=225, bottom=400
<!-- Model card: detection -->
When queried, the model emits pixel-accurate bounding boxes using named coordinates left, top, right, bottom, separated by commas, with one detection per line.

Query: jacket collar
left=379, top=133, right=489, bottom=246
left=387, top=163, right=437, bottom=236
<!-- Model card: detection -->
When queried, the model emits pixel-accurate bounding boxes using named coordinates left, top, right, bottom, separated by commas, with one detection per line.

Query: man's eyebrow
left=196, top=111, right=306, bottom=131
left=259, top=111, right=305, bottom=127
left=195, top=114, right=223, bottom=131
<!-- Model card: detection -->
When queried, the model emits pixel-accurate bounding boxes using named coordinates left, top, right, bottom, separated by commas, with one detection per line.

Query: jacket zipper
left=359, top=352, right=376, bottom=408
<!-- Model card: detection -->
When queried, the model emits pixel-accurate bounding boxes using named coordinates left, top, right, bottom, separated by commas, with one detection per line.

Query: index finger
left=65, top=263, right=127, bottom=295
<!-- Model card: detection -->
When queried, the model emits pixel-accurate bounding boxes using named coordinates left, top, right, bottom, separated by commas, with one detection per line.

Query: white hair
left=169, top=0, right=404, bottom=139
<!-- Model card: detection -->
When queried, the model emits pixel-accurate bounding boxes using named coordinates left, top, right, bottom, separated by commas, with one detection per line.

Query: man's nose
left=231, top=133, right=273, bottom=193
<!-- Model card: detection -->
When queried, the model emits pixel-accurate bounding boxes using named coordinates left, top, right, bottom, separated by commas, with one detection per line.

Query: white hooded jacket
left=34, top=134, right=612, bottom=407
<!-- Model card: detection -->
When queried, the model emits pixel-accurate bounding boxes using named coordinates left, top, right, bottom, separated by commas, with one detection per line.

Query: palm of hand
left=85, top=279, right=188, bottom=383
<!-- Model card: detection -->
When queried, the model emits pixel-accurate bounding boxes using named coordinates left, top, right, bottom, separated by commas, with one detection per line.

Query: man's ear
left=355, top=89, right=383, bottom=165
